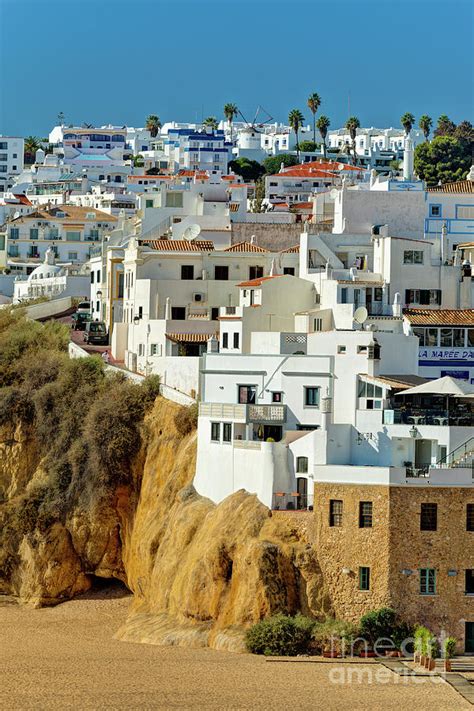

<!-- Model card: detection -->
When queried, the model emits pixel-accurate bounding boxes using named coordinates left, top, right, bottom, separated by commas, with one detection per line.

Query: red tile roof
left=428, top=180, right=474, bottom=194
left=280, top=245, right=300, bottom=253
left=237, top=275, right=283, bottom=287
left=141, top=239, right=215, bottom=252
left=224, top=241, right=268, bottom=253
left=403, top=309, right=474, bottom=326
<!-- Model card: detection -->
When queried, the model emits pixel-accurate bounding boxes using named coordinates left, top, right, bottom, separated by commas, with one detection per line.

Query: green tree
left=401, top=112, right=415, bottom=136
left=454, top=120, right=474, bottom=151
left=145, top=114, right=161, bottom=138
left=345, top=116, right=360, bottom=164
left=263, top=153, right=299, bottom=175
left=307, top=92, right=321, bottom=145
left=298, top=140, right=319, bottom=153
left=203, top=116, right=218, bottom=131
left=251, top=178, right=266, bottom=213
left=389, top=159, right=401, bottom=173
left=418, top=115, right=432, bottom=142
left=288, top=109, right=305, bottom=161
left=414, top=135, right=471, bottom=186
left=223, top=103, right=238, bottom=142
left=316, top=115, right=331, bottom=158
left=228, top=157, right=265, bottom=182
left=24, top=136, right=41, bottom=164
left=434, top=114, right=456, bottom=137
left=133, top=155, right=144, bottom=168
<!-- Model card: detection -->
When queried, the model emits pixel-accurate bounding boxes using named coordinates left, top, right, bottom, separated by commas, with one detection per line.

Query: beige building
left=313, top=480, right=474, bottom=652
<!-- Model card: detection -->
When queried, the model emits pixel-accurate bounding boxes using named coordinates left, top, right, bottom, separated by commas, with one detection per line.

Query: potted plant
left=426, top=633, right=439, bottom=670
left=312, top=619, right=358, bottom=659
left=443, top=637, right=457, bottom=672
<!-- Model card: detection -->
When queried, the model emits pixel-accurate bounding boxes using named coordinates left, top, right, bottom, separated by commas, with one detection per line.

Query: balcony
left=199, top=402, right=286, bottom=424
left=383, top=408, right=473, bottom=426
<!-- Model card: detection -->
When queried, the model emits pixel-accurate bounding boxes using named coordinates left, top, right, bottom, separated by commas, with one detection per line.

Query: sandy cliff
left=0, top=398, right=326, bottom=650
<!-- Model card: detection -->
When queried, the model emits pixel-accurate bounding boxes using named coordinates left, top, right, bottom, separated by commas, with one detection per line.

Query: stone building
left=313, top=478, right=474, bottom=652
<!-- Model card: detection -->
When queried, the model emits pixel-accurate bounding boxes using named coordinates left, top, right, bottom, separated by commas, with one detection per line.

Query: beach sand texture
left=0, top=589, right=469, bottom=711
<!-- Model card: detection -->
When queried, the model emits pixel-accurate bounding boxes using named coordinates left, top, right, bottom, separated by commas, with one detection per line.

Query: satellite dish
left=354, top=306, right=368, bottom=325
left=329, top=188, right=338, bottom=200
left=183, top=224, right=201, bottom=241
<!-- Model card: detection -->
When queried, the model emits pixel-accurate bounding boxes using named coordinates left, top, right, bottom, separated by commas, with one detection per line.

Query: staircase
left=437, top=437, right=474, bottom=471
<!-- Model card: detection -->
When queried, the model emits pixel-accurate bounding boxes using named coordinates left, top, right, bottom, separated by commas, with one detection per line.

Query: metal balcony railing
left=198, top=402, right=286, bottom=424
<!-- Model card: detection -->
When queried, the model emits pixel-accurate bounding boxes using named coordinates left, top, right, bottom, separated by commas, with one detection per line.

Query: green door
left=466, top=622, right=474, bottom=653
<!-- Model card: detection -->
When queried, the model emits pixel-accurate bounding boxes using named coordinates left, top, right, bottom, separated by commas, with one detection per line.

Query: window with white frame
left=304, top=387, right=320, bottom=407
left=457, top=206, right=474, bottom=219
left=403, top=250, right=424, bottom=265
left=357, top=379, right=383, bottom=409
left=211, top=422, right=220, bottom=442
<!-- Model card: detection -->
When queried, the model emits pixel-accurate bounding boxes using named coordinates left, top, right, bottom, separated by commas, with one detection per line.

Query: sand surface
left=0, top=588, right=468, bottom=711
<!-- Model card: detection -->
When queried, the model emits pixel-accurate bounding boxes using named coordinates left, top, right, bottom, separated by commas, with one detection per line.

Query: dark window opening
left=359, top=501, right=373, bottom=528
left=329, top=499, right=343, bottom=527
left=420, top=503, right=437, bottom=531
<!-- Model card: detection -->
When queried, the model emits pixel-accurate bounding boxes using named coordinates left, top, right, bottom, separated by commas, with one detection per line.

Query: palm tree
left=145, top=114, right=161, bottom=138
left=401, top=112, right=415, bottom=136
left=418, top=115, right=432, bottom=142
left=24, top=136, right=41, bottom=164
left=307, top=93, right=321, bottom=145
left=345, top=116, right=360, bottom=164
left=223, top=103, right=238, bottom=142
left=203, top=116, right=218, bottom=131
left=316, top=115, right=331, bottom=158
left=288, top=109, right=305, bottom=161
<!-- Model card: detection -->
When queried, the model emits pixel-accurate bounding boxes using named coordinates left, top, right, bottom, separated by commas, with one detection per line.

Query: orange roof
left=428, top=180, right=474, bottom=194
left=292, top=202, right=313, bottom=209
left=403, top=309, right=474, bottom=326
left=237, top=275, right=283, bottom=288
left=166, top=332, right=217, bottom=343
left=282, top=160, right=365, bottom=173
left=141, top=239, right=215, bottom=252
left=280, top=245, right=300, bottom=253
left=222, top=174, right=238, bottom=181
left=270, top=169, right=335, bottom=179
left=10, top=205, right=117, bottom=223
left=224, top=241, right=268, bottom=253
left=128, top=174, right=172, bottom=181
left=11, top=194, right=32, bottom=206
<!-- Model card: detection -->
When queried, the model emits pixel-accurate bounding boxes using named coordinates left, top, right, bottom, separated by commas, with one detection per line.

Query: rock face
left=0, top=398, right=326, bottom=650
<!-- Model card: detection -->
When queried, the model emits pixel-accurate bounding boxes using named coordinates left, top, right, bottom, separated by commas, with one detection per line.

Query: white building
left=13, top=246, right=89, bottom=303
left=0, top=136, right=24, bottom=194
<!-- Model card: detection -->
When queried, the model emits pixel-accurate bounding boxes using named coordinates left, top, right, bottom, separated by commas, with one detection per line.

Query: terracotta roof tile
left=280, top=245, right=300, bottom=253
left=403, top=309, right=474, bottom=326
left=224, top=241, right=269, bottom=253
left=141, top=239, right=215, bottom=252
left=10, top=205, right=117, bottom=223
left=237, top=275, right=283, bottom=287
left=428, top=180, right=474, bottom=194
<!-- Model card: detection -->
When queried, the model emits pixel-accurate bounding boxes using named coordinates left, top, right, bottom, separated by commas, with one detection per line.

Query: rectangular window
left=467, top=504, right=474, bottom=531
left=440, top=328, right=453, bottom=347
left=66, top=231, right=81, bottom=241
left=420, top=503, right=437, bottom=531
left=223, top=422, right=232, bottom=443
left=403, top=250, right=424, bottom=264
left=222, top=332, right=228, bottom=348
left=68, top=252, right=78, bottom=260
left=313, top=318, right=323, bottom=332
left=214, top=265, right=229, bottom=280
left=429, top=204, right=441, bottom=217
left=420, top=568, right=436, bottom=595
left=359, top=501, right=373, bottom=528
left=413, top=328, right=425, bottom=346
left=150, top=344, right=159, bottom=356
left=329, top=499, right=343, bottom=527
left=359, top=567, right=370, bottom=591
left=171, top=307, right=186, bottom=320
left=10, top=227, right=19, bottom=239
left=453, top=328, right=465, bottom=347
left=457, top=206, right=474, bottom=219
left=165, top=192, right=183, bottom=208
left=30, top=228, right=38, bottom=240
left=337, top=345, right=346, bottom=354
left=466, top=570, right=474, bottom=594
left=305, top=387, right=320, bottom=407
left=181, top=265, right=194, bottom=280
left=425, top=328, right=438, bottom=346
left=90, top=272, right=95, bottom=284
left=272, top=392, right=282, bottom=403
left=145, top=199, right=153, bottom=208
left=233, top=332, right=239, bottom=349
left=211, top=307, right=219, bottom=321
left=249, top=265, right=264, bottom=281
left=283, top=267, right=295, bottom=276
left=211, top=422, right=220, bottom=442
left=238, top=385, right=256, bottom=404
left=340, top=287, right=348, bottom=304
left=296, top=456, right=308, bottom=473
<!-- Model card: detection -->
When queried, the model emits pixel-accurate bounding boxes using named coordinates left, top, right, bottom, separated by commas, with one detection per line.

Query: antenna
left=183, top=224, right=201, bottom=241
left=353, top=306, right=368, bottom=326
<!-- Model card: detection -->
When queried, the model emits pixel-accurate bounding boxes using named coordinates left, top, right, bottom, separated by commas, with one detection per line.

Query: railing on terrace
left=367, top=303, right=394, bottom=317
left=383, top=409, right=473, bottom=426
left=406, top=465, right=430, bottom=478
left=198, top=402, right=286, bottom=423
left=436, top=436, right=474, bottom=468
left=272, top=492, right=313, bottom=511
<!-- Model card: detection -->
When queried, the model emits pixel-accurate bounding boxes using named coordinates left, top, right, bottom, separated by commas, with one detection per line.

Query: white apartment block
left=0, top=136, right=24, bottom=194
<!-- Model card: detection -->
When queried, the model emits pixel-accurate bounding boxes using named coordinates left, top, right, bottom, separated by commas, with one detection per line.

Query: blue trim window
left=429, top=204, right=442, bottom=218
left=420, top=568, right=436, bottom=595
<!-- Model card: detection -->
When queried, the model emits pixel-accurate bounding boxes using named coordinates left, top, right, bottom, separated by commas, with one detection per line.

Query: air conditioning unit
left=193, top=292, right=205, bottom=303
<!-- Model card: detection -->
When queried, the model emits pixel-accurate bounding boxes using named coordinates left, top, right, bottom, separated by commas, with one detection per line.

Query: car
left=83, top=321, right=108, bottom=345
left=72, top=312, right=92, bottom=331
left=76, top=301, right=91, bottom=314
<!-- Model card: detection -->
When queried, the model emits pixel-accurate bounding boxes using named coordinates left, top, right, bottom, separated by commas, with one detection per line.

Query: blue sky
left=0, top=0, right=472, bottom=138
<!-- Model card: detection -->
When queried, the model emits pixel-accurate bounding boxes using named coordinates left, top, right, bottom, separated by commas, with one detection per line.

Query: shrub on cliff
left=245, top=613, right=316, bottom=656
left=174, top=403, right=198, bottom=437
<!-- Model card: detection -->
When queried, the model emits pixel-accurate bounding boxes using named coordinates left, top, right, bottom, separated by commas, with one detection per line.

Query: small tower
left=403, top=133, right=414, bottom=181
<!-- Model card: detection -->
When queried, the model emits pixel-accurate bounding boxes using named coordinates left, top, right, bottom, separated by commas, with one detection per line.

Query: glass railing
left=383, top=409, right=472, bottom=426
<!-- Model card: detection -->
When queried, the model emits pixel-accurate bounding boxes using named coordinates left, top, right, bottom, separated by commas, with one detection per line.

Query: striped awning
left=166, top=332, right=216, bottom=344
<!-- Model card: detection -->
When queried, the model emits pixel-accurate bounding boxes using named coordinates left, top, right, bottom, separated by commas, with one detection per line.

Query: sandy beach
left=0, top=588, right=468, bottom=711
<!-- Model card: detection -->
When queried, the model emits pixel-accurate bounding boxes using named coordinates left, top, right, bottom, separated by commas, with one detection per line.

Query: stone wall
left=313, top=482, right=474, bottom=650
left=231, top=223, right=303, bottom=252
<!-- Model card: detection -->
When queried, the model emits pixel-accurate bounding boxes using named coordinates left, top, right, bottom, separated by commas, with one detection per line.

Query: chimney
left=164, top=296, right=171, bottom=320
left=392, top=292, right=402, bottom=318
